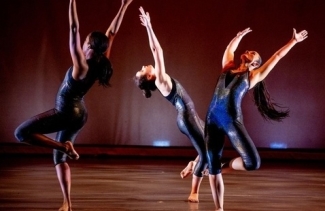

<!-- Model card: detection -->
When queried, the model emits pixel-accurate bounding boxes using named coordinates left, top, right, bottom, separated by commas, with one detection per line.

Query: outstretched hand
left=139, top=6, right=151, bottom=27
left=237, top=27, right=252, bottom=37
left=293, top=28, right=308, bottom=42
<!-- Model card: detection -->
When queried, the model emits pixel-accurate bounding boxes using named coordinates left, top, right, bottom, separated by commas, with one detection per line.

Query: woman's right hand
left=236, top=27, right=252, bottom=37
left=139, top=7, right=151, bottom=28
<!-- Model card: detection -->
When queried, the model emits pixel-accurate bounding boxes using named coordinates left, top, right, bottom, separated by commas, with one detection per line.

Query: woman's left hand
left=293, top=28, right=308, bottom=42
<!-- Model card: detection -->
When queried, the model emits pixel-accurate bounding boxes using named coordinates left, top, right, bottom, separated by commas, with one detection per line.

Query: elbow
left=151, top=46, right=163, bottom=54
left=155, top=47, right=163, bottom=54
left=274, top=54, right=283, bottom=60
left=152, top=48, right=163, bottom=58
left=70, top=23, right=79, bottom=32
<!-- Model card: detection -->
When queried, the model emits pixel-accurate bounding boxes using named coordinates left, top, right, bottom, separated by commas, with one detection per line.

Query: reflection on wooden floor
left=0, top=156, right=325, bottom=211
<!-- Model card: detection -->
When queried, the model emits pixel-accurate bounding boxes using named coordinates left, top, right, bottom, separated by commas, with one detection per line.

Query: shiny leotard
left=205, top=68, right=261, bottom=174
left=15, top=63, right=98, bottom=165
left=165, top=78, right=208, bottom=177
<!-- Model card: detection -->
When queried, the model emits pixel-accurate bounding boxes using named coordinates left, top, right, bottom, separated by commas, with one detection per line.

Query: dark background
left=1, top=0, right=325, bottom=150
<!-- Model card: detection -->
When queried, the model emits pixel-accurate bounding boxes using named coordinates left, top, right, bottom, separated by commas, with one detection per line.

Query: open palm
left=293, top=28, right=308, bottom=42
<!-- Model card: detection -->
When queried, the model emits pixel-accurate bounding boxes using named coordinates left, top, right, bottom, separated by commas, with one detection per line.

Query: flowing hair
left=248, top=56, right=289, bottom=121
left=253, top=80, right=289, bottom=121
left=88, top=31, right=113, bottom=87
left=133, top=75, right=157, bottom=98
left=250, top=56, right=289, bottom=121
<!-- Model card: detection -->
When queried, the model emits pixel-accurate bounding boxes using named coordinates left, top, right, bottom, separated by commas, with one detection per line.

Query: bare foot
left=180, top=161, right=195, bottom=179
left=188, top=193, right=199, bottom=203
left=65, top=141, right=79, bottom=160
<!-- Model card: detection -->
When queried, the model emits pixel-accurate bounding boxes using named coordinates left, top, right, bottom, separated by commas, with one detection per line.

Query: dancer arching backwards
left=205, top=27, right=308, bottom=211
left=134, top=7, right=208, bottom=203
left=14, top=0, right=133, bottom=210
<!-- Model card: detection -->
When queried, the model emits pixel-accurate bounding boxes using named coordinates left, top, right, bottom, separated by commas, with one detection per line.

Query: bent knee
left=14, top=126, right=30, bottom=143
left=245, top=160, right=261, bottom=171
left=14, top=127, right=25, bottom=142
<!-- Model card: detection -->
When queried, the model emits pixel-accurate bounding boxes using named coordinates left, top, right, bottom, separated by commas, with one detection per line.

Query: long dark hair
left=253, top=81, right=289, bottom=121
left=88, top=31, right=113, bottom=87
left=251, top=56, right=289, bottom=121
left=133, top=75, right=157, bottom=98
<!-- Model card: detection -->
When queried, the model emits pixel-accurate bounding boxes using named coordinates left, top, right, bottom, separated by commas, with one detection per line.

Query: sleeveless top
left=165, top=78, right=195, bottom=113
left=55, top=61, right=98, bottom=112
left=206, top=68, right=250, bottom=126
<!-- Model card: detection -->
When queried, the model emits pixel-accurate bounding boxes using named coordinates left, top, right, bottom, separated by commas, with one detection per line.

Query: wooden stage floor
left=0, top=155, right=324, bottom=211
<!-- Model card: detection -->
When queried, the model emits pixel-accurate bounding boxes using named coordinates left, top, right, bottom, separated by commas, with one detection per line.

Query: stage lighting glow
left=153, top=140, right=170, bottom=147
left=270, top=142, right=287, bottom=149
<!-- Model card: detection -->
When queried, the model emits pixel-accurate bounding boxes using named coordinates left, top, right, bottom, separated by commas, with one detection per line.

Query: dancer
left=134, top=7, right=208, bottom=203
left=14, top=0, right=133, bottom=210
left=205, top=27, right=308, bottom=210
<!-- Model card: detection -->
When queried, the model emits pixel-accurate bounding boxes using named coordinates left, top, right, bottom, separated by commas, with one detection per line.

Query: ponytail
left=87, top=31, right=112, bottom=87
left=133, top=75, right=157, bottom=98
left=253, top=81, right=289, bottom=121
left=97, top=55, right=113, bottom=87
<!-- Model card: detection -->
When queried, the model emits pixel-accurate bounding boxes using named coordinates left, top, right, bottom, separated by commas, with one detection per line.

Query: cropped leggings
left=205, top=119, right=261, bottom=175
left=177, top=110, right=208, bottom=177
left=14, top=107, right=87, bottom=165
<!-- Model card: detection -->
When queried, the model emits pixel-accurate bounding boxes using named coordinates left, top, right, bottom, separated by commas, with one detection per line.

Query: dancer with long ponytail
left=205, top=27, right=308, bottom=210
left=14, top=0, right=133, bottom=210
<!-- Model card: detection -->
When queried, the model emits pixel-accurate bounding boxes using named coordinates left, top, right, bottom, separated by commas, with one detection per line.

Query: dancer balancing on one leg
left=205, top=27, right=307, bottom=211
left=134, top=7, right=208, bottom=203
left=14, top=0, right=133, bottom=210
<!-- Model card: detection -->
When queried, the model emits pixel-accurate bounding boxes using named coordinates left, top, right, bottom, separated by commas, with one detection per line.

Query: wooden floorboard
left=0, top=156, right=325, bottom=211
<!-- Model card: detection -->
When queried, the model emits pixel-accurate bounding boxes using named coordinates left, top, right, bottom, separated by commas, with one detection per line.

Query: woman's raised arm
left=105, top=0, right=133, bottom=59
left=222, top=27, right=252, bottom=70
left=249, top=28, right=308, bottom=89
left=69, top=0, right=88, bottom=80
left=139, top=7, right=168, bottom=86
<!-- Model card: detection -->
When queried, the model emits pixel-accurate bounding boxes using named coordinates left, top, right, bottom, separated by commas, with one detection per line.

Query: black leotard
left=205, top=68, right=261, bottom=174
left=165, top=78, right=207, bottom=177
left=15, top=63, right=98, bottom=165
